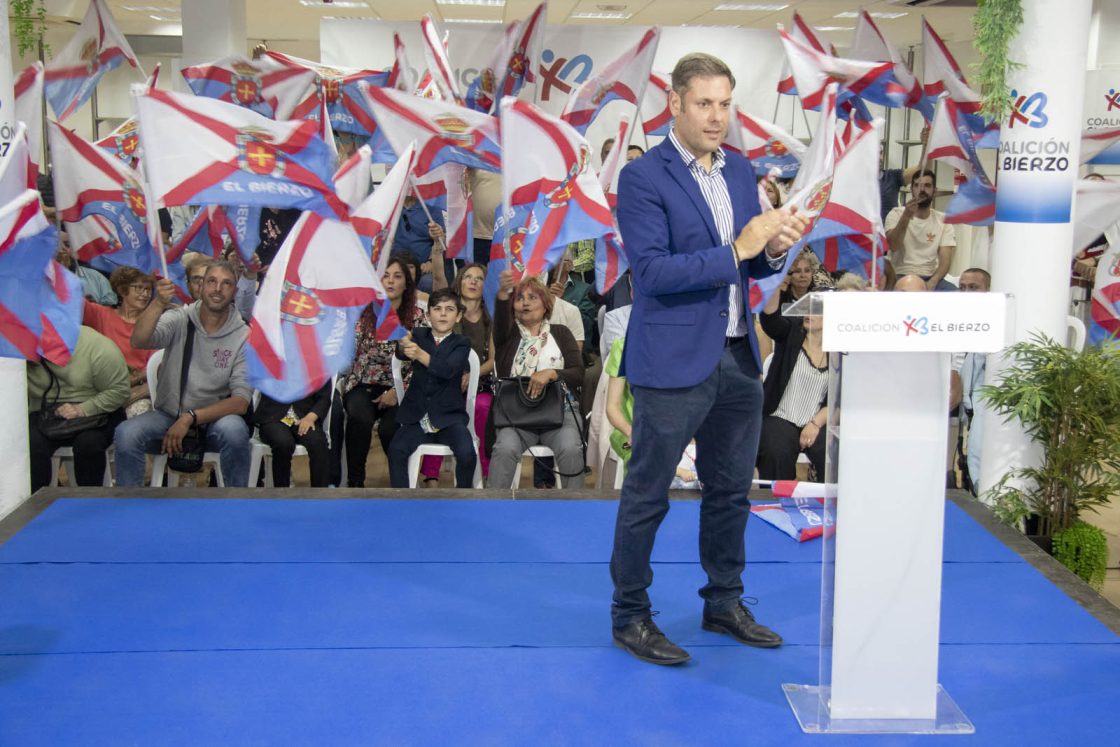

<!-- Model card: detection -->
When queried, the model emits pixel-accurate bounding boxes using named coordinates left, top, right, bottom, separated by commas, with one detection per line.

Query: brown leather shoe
left=702, top=600, right=783, bottom=648
left=613, top=618, right=691, bottom=665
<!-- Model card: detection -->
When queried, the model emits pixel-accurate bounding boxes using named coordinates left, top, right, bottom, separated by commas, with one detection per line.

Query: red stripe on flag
left=295, top=322, right=328, bottom=393
left=248, top=319, right=285, bottom=380
left=0, top=303, right=41, bottom=359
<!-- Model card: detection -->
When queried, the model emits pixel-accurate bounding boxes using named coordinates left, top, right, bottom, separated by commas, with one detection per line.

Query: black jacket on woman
left=759, top=308, right=824, bottom=418
left=254, top=381, right=332, bottom=427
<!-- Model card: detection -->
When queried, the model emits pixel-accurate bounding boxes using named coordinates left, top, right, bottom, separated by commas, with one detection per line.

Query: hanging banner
left=1082, top=68, right=1120, bottom=164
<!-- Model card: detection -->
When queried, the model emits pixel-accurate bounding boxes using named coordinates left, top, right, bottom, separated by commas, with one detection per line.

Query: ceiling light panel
left=435, top=0, right=506, bottom=6
left=298, top=1, right=368, bottom=8
left=834, top=11, right=908, bottom=19
left=713, top=3, right=790, bottom=10
left=571, top=11, right=632, bottom=19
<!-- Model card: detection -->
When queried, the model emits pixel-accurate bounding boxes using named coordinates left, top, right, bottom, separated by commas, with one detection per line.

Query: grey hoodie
left=148, top=302, right=251, bottom=416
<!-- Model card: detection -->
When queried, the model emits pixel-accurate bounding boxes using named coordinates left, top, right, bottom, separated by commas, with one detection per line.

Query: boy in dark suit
left=387, top=289, right=477, bottom=488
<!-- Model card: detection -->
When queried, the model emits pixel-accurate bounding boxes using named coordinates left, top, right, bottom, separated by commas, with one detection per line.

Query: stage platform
left=1, top=488, right=1118, bottom=745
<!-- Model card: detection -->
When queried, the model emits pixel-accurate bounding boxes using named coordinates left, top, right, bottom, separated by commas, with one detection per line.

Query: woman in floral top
left=343, top=256, right=426, bottom=487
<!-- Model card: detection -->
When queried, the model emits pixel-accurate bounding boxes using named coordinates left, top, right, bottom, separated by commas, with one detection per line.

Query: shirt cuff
left=764, top=249, right=786, bottom=270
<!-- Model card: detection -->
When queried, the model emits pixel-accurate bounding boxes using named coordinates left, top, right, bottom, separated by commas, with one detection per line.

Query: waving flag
left=493, top=2, right=546, bottom=104
left=43, top=0, right=143, bottom=121
left=182, top=54, right=317, bottom=121
left=0, top=190, right=76, bottom=364
left=814, top=233, right=887, bottom=282
left=38, top=258, right=84, bottom=366
left=247, top=212, right=383, bottom=403
left=96, top=117, right=142, bottom=170
left=561, top=28, right=659, bottom=136
left=169, top=204, right=262, bottom=266
left=419, top=15, right=462, bottom=105
left=640, top=72, right=673, bottom=139
left=262, top=51, right=390, bottom=137
left=920, top=18, right=981, bottom=115
left=353, top=144, right=416, bottom=278
left=777, top=13, right=836, bottom=97
left=1073, top=179, right=1120, bottom=257
left=926, top=95, right=996, bottom=225
left=1091, top=261, right=1120, bottom=345
left=362, top=83, right=502, bottom=175
left=389, top=33, right=419, bottom=94
left=14, top=63, right=44, bottom=180
left=483, top=206, right=516, bottom=316
left=465, top=22, right=521, bottom=113
left=594, top=117, right=631, bottom=293
left=137, top=88, right=345, bottom=219
left=334, top=144, right=375, bottom=213
left=500, top=98, right=615, bottom=278
left=779, top=28, right=908, bottom=113
left=1083, top=127, right=1120, bottom=166
left=851, top=10, right=929, bottom=121
left=723, top=109, right=806, bottom=178
left=0, top=124, right=37, bottom=196
left=415, top=162, right=473, bottom=260
left=48, top=120, right=162, bottom=276
left=748, top=86, right=839, bottom=312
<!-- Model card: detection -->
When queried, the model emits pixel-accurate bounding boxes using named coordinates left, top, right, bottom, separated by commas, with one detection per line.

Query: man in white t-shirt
left=885, top=169, right=957, bottom=291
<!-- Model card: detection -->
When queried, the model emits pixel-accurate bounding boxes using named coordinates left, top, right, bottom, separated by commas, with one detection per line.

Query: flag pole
left=408, top=180, right=448, bottom=254
left=130, top=84, right=169, bottom=279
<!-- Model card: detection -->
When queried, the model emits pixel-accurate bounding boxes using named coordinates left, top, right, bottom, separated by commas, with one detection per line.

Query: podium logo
left=903, top=315, right=930, bottom=337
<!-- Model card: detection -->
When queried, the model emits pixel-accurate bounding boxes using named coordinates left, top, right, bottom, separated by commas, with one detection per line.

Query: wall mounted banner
left=1083, top=68, right=1120, bottom=164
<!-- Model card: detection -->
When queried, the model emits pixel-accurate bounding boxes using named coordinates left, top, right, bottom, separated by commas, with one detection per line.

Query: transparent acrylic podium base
left=782, top=684, right=975, bottom=735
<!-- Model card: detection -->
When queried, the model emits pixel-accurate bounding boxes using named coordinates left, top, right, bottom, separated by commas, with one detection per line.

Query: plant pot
left=1026, top=534, right=1052, bottom=555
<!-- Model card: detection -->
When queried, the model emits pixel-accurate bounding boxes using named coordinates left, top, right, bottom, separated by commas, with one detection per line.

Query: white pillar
left=181, top=0, right=247, bottom=68
left=0, top=0, right=32, bottom=519
left=979, top=0, right=1093, bottom=497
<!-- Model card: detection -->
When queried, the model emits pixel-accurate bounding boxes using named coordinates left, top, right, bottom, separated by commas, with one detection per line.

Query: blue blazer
left=395, top=328, right=471, bottom=429
left=616, top=137, right=776, bottom=389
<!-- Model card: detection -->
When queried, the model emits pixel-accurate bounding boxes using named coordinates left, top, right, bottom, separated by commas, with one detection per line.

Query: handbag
left=166, top=321, right=207, bottom=473
left=37, top=364, right=108, bottom=440
left=491, top=376, right=564, bottom=431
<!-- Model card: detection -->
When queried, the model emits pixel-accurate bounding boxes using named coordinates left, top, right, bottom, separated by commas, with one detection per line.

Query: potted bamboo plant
left=980, top=334, right=1120, bottom=590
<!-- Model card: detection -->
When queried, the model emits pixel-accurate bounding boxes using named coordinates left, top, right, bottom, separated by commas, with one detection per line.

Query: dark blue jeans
left=388, top=422, right=477, bottom=488
left=610, top=339, right=763, bottom=627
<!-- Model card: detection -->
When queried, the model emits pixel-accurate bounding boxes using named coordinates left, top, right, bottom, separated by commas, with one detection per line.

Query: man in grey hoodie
left=113, top=260, right=253, bottom=486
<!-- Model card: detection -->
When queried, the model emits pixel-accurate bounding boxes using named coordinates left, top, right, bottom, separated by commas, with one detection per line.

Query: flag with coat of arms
left=136, top=88, right=346, bottom=220
left=246, top=212, right=384, bottom=403
left=850, top=10, right=930, bottom=121
left=262, top=51, right=390, bottom=136
left=639, top=72, right=673, bottom=139
left=464, top=21, right=521, bottom=114
left=419, top=15, right=463, bottom=105
left=778, top=28, right=909, bottom=114
left=593, top=116, right=632, bottom=294
left=926, top=95, right=996, bottom=225
left=560, top=28, right=659, bottom=136
left=44, top=0, right=143, bottom=121
left=499, top=97, right=616, bottom=280
left=776, top=12, right=836, bottom=97
left=413, top=162, right=473, bottom=261
left=47, top=119, right=163, bottom=276
left=361, top=83, right=502, bottom=175
left=492, top=2, right=546, bottom=105
left=169, top=204, right=262, bottom=268
left=723, top=109, right=807, bottom=179
left=0, top=189, right=81, bottom=366
left=181, top=54, right=317, bottom=121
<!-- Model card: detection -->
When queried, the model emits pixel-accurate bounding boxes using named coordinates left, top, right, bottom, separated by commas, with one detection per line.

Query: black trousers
left=343, top=384, right=401, bottom=487
left=28, top=409, right=124, bottom=492
left=258, top=421, right=331, bottom=487
left=756, top=415, right=826, bottom=481
left=388, top=422, right=477, bottom=488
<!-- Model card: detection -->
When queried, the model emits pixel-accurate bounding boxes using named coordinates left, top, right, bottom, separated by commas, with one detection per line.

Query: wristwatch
left=186, top=409, right=197, bottom=425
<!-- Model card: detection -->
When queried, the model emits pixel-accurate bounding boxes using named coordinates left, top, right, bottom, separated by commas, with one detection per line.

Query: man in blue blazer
left=609, top=53, right=807, bottom=665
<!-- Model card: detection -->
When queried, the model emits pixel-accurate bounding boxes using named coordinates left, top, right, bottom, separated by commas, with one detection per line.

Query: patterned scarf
left=512, top=320, right=565, bottom=377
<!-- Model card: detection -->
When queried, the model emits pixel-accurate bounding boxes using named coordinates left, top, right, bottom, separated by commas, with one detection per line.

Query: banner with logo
left=820, top=292, right=1008, bottom=353
left=1082, top=69, right=1120, bottom=165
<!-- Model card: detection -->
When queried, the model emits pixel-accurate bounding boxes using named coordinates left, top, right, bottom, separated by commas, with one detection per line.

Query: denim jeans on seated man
left=113, top=409, right=251, bottom=487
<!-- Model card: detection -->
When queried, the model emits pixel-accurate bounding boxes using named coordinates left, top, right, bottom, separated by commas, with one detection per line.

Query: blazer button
left=719, top=310, right=729, bottom=318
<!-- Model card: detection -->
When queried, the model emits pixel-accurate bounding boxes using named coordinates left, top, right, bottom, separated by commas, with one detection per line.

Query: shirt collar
left=668, top=128, right=725, bottom=175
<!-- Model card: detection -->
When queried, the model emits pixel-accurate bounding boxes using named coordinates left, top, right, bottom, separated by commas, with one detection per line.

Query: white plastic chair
left=146, top=349, right=225, bottom=487
left=248, top=378, right=336, bottom=488
left=510, top=445, right=561, bottom=489
left=50, top=446, right=114, bottom=487
left=403, top=349, right=483, bottom=488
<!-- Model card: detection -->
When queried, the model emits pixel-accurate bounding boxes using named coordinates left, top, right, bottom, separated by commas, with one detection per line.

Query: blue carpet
left=0, top=644, right=1116, bottom=746
left=0, top=498, right=1020, bottom=564
left=0, top=560, right=1112, bottom=655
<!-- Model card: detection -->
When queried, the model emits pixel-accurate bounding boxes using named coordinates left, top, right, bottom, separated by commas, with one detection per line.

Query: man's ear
left=669, top=89, right=682, bottom=118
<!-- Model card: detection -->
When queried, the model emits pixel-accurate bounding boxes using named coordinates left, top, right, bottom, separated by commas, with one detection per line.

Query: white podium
left=780, top=291, right=1010, bottom=735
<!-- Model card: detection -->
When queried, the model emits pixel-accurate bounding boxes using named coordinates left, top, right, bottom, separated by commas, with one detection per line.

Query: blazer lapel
left=659, top=143, right=720, bottom=246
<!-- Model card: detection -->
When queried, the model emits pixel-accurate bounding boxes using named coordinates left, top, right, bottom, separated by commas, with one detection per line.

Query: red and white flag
left=639, top=71, right=673, bottom=138
left=0, top=124, right=37, bottom=196
left=464, top=21, right=521, bottom=113
left=850, top=10, right=928, bottom=119
left=389, top=33, right=419, bottom=94
left=44, top=0, right=143, bottom=121
left=779, top=28, right=907, bottom=112
left=777, top=13, right=836, bottom=96
left=561, top=28, right=659, bottom=136
left=334, top=144, right=375, bottom=214
left=1082, top=127, right=1120, bottom=165
left=361, top=83, right=502, bottom=175
left=723, top=109, right=807, bottom=178
left=14, top=63, right=44, bottom=180
left=353, top=144, right=417, bottom=277
left=420, top=15, right=462, bottom=104
left=920, top=17, right=981, bottom=114
left=181, top=54, right=318, bottom=121
left=1073, top=178, right=1120, bottom=256
left=493, top=2, right=546, bottom=104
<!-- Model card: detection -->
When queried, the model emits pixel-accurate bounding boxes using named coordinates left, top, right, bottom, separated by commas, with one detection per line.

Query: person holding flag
left=608, top=53, right=807, bottom=666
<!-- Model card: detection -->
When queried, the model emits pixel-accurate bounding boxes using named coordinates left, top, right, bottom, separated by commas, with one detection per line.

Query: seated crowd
left=30, top=146, right=998, bottom=493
